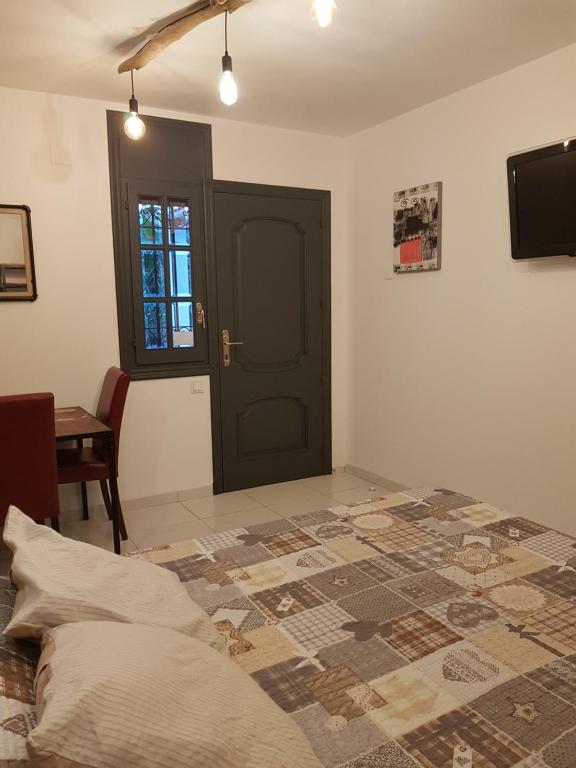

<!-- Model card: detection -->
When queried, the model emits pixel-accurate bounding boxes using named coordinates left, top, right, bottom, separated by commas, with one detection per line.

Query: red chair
left=0, top=393, right=60, bottom=529
left=56, top=367, right=129, bottom=540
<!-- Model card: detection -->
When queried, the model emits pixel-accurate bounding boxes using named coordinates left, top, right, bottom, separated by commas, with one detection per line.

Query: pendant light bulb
left=220, top=59, right=238, bottom=106
left=124, top=71, right=146, bottom=141
left=219, top=12, right=238, bottom=106
left=124, top=111, right=146, bottom=141
left=312, top=0, right=337, bottom=28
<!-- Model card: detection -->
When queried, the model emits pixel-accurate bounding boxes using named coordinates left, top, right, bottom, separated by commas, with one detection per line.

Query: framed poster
left=393, top=182, right=442, bottom=273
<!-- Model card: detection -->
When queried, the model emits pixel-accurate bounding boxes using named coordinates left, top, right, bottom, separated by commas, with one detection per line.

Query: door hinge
left=132, top=338, right=137, bottom=349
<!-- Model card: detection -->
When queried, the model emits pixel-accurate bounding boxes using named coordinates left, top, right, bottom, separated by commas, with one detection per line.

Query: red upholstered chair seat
left=57, top=446, right=109, bottom=484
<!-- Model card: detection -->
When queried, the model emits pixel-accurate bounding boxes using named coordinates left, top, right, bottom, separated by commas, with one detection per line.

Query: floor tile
left=123, top=502, right=194, bottom=537
left=193, top=502, right=274, bottom=529
left=129, top=517, right=212, bottom=550
left=181, top=491, right=263, bottom=519
left=244, top=481, right=326, bottom=506
left=203, top=506, right=283, bottom=533
left=61, top=518, right=137, bottom=554
left=332, top=484, right=397, bottom=506
left=265, top=493, right=338, bottom=518
left=299, top=472, right=366, bottom=495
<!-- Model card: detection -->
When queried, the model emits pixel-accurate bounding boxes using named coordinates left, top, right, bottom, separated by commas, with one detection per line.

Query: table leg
left=107, top=438, right=121, bottom=555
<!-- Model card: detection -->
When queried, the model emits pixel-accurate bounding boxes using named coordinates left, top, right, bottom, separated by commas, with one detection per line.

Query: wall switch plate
left=191, top=380, right=205, bottom=395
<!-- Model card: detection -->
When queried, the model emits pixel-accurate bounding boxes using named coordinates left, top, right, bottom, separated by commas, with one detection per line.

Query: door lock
left=222, top=329, right=244, bottom=368
left=195, top=302, right=206, bottom=329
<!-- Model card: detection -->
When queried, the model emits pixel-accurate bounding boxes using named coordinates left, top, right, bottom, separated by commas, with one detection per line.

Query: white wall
left=348, top=42, right=576, bottom=535
left=0, top=87, right=349, bottom=507
left=6, top=40, right=576, bottom=533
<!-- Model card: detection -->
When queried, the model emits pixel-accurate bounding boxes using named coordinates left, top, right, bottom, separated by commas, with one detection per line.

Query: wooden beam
left=118, top=0, right=253, bottom=74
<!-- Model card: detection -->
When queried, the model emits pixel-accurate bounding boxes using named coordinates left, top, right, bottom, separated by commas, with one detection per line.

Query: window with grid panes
left=127, top=182, right=208, bottom=370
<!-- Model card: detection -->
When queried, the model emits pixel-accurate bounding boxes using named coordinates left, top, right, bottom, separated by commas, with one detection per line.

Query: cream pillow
left=3, top=506, right=223, bottom=650
left=29, top=622, right=321, bottom=768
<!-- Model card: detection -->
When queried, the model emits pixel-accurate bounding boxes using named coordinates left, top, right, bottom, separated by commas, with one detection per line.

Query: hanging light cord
left=225, top=10, right=229, bottom=54
left=130, top=69, right=135, bottom=99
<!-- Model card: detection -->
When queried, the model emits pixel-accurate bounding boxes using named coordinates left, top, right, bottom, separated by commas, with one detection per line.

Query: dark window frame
left=127, top=181, right=208, bottom=366
left=107, top=111, right=213, bottom=380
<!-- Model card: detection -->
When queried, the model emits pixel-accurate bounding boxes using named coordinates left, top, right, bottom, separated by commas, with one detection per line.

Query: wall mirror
left=0, top=205, right=37, bottom=301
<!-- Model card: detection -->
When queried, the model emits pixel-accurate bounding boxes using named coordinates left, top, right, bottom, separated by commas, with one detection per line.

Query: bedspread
left=135, top=488, right=576, bottom=768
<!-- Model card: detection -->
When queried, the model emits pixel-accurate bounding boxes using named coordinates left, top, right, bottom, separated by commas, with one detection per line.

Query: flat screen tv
left=507, top=139, right=576, bottom=260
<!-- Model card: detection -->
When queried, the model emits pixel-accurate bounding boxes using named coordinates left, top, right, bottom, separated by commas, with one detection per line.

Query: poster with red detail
left=393, top=182, right=442, bottom=273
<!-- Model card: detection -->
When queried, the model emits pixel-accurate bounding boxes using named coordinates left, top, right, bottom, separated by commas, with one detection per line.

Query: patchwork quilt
left=134, top=488, right=576, bottom=768
left=0, top=579, right=39, bottom=766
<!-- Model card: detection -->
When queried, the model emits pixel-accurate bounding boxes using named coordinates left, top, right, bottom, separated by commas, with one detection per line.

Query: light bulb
left=312, top=0, right=336, bottom=28
left=220, top=70, right=238, bottom=106
left=124, top=112, right=146, bottom=141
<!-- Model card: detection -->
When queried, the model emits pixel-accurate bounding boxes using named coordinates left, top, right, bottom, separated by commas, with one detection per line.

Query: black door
left=208, top=181, right=331, bottom=492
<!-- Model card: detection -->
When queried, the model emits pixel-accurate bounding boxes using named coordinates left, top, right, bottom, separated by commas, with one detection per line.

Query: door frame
left=205, top=180, right=332, bottom=494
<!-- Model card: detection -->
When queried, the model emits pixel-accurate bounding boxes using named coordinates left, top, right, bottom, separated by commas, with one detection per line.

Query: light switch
left=191, top=380, right=204, bottom=395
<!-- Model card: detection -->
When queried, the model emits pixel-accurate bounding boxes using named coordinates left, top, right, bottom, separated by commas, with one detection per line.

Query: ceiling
left=2, top=0, right=576, bottom=136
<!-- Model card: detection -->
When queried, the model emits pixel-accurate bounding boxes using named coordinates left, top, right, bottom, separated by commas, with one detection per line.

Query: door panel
left=238, top=396, right=307, bottom=457
left=234, top=219, right=306, bottom=370
left=210, top=182, right=331, bottom=492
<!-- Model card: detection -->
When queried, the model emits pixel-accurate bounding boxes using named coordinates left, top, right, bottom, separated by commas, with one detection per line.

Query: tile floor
left=72, top=471, right=404, bottom=554
left=0, top=472, right=404, bottom=573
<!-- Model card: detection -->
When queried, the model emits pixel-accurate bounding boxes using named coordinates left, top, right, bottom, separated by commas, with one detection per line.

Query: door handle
left=222, top=329, right=244, bottom=368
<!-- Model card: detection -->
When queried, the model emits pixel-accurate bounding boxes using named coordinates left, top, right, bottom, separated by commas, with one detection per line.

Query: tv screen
left=507, top=140, right=576, bottom=260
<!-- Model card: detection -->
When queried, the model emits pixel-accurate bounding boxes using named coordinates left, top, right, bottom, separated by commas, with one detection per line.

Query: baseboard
left=114, top=484, right=214, bottom=511
left=59, top=484, right=214, bottom=522
left=178, top=485, right=214, bottom=503
left=122, top=491, right=180, bottom=512
left=345, top=465, right=408, bottom=492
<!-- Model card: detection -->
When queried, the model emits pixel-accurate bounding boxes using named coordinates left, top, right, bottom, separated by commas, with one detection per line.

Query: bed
left=3, top=487, right=576, bottom=767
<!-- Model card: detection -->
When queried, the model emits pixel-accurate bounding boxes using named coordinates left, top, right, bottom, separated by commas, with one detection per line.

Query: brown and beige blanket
left=1, top=487, right=576, bottom=767
left=136, top=488, right=576, bottom=768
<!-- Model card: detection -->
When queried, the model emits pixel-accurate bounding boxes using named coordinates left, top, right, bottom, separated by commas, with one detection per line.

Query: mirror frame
left=0, top=204, right=37, bottom=302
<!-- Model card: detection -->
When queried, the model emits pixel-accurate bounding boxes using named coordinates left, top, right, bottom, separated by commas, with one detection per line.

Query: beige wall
left=348, top=42, right=576, bottom=535
left=0, top=87, right=349, bottom=506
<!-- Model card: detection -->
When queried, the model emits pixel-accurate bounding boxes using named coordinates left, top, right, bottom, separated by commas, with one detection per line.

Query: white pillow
left=3, top=506, right=223, bottom=650
left=30, top=622, right=321, bottom=768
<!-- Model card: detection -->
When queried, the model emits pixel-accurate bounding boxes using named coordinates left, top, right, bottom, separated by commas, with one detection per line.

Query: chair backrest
left=95, top=367, right=130, bottom=468
left=0, top=393, right=60, bottom=523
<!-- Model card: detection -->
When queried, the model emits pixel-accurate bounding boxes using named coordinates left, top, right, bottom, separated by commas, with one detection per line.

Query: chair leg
left=99, top=480, right=113, bottom=519
left=100, top=479, right=128, bottom=542
left=117, top=500, right=128, bottom=543
left=50, top=517, right=60, bottom=533
left=81, top=482, right=89, bottom=520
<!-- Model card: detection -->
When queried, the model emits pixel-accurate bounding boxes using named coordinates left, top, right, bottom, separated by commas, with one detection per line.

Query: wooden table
left=55, top=407, right=122, bottom=554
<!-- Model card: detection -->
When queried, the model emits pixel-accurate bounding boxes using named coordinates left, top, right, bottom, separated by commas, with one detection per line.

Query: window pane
left=139, top=202, right=163, bottom=244
left=172, top=302, right=194, bottom=348
left=169, top=250, right=192, bottom=297
left=168, top=204, right=190, bottom=246
left=144, top=302, right=167, bottom=350
left=141, top=250, right=165, bottom=297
